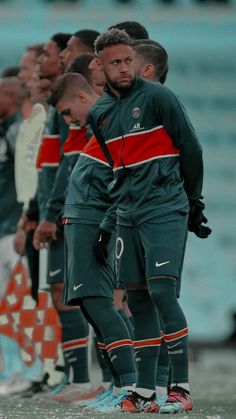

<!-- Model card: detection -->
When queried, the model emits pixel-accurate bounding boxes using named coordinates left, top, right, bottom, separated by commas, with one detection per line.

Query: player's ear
left=95, top=54, right=104, bottom=71
left=143, top=63, right=154, bottom=80
left=75, top=90, right=87, bottom=103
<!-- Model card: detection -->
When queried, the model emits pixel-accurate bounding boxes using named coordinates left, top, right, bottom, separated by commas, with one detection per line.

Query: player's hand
left=13, top=228, right=27, bottom=256
left=93, top=228, right=112, bottom=266
left=17, top=213, right=37, bottom=232
left=17, top=212, right=28, bottom=230
left=33, top=221, right=57, bottom=250
left=188, top=199, right=212, bottom=239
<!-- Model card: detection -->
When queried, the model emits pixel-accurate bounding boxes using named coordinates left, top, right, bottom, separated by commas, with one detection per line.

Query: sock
left=97, top=340, right=120, bottom=388
left=156, top=335, right=170, bottom=391
left=59, top=309, right=90, bottom=384
left=135, top=387, right=156, bottom=398
left=82, top=297, right=137, bottom=388
left=148, top=278, right=189, bottom=384
left=172, top=382, right=190, bottom=392
left=156, top=386, right=168, bottom=399
left=80, top=304, right=121, bottom=389
left=127, top=290, right=161, bottom=391
left=93, top=335, right=112, bottom=384
left=117, top=308, right=134, bottom=340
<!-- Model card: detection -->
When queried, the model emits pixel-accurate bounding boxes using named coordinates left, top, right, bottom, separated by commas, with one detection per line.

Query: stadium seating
left=0, top=0, right=235, bottom=341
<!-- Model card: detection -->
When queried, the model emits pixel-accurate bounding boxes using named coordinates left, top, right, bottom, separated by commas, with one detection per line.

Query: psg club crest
left=131, top=107, right=141, bottom=119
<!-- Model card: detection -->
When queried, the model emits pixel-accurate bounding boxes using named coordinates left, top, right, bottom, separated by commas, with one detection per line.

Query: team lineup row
left=0, top=20, right=211, bottom=413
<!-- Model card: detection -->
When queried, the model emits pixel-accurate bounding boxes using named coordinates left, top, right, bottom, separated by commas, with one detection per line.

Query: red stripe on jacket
left=63, top=126, right=87, bottom=156
left=81, top=135, right=110, bottom=166
left=107, top=126, right=179, bottom=170
left=36, top=143, right=44, bottom=169
left=36, top=135, right=60, bottom=168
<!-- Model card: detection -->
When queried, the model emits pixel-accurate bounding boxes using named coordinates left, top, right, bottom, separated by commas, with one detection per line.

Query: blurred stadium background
left=0, top=0, right=236, bottom=345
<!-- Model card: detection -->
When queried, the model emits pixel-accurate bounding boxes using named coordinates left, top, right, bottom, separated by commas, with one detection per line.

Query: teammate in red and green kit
left=32, top=32, right=93, bottom=394
left=34, top=30, right=117, bottom=401
left=88, top=28, right=211, bottom=414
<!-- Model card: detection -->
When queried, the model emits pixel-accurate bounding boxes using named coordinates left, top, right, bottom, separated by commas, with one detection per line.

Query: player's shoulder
left=89, top=91, right=112, bottom=120
left=140, top=77, right=179, bottom=108
left=140, top=77, right=171, bottom=95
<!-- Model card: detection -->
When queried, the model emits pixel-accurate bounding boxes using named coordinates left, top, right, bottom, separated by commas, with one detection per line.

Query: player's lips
left=117, top=79, right=132, bottom=86
left=118, top=75, right=131, bottom=81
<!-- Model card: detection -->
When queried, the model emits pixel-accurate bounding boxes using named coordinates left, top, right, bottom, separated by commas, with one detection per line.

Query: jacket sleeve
left=44, top=156, right=70, bottom=223
left=99, top=200, right=117, bottom=233
left=153, top=85, right=203, bottom=201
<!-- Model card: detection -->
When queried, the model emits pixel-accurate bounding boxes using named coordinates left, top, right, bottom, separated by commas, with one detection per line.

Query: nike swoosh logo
left=98, top=234, right=102, bottom=242
left=155, top=261, right=170, bottom=268
left=49, top=269, right=61, bottom=277
left=168, top=341, right=182, bottom=349
left=73, top=283, right=83, bottom=291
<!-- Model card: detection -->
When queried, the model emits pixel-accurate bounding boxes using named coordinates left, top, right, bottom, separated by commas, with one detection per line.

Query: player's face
left=57, top=96, right=89, bottom=127
left=27, top=71, right=48, bottom=104
left=88, top=56, right=106, bottom=87
left=100, top=44, right=135, bottom=94
left=18, top=50, right=37, bottom=85
left=59, top=36, right=80, bottom=70
left=37, top=40, right=62, bottom=79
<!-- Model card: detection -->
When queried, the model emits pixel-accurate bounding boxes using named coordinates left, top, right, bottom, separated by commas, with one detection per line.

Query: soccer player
left=132, top=40, right=171, bottom=405
left=50, top=73, right=137, bottom=412
left=0, top=77, right=30, bottom=389
left=33, top=31, right=120, bottom=401
left=108, top=20, right=149, bottom=40
left=88, top=20, right=149, bottom=105
left=0, top=77, right=25, bottom=296
left=59, top=29, right=100, bottom=71
left=133, top=39, right=169, bottom=84
left=14, top=44, right=45, bottom=303
left=88, top=28, right=211, bottom=414
left=32, top=32, right=93, bottom=395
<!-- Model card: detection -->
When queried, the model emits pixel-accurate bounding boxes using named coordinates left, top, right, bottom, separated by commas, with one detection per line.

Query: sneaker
left=0, top=373, right=31, bottom=396
left=21, top=373, right=50, bottom=398
left=116, top=390, right=158, bottom=413
left=96, top=390, right=132, bottom=413
left=48, top=383, right=91, bottom=403
left=38, top=376, right=69, bottom=401
left=71, top=385, right=106, bottom=405
left=157, top=395, right=168, bottom=406
left=81, top=386, right=112, bottom=409
left=83, top=387, right=114, bottom=411
left=159, top=386, right=193, bottom=414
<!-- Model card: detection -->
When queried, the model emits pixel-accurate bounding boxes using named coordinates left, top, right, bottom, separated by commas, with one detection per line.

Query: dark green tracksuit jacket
left=89, top=76, right=203, bottom=229
left=37, top=107, right=68, bottom=221
left=63, top=135, right=114, bottom=224
left=44, top=125, right=88, bottom=223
